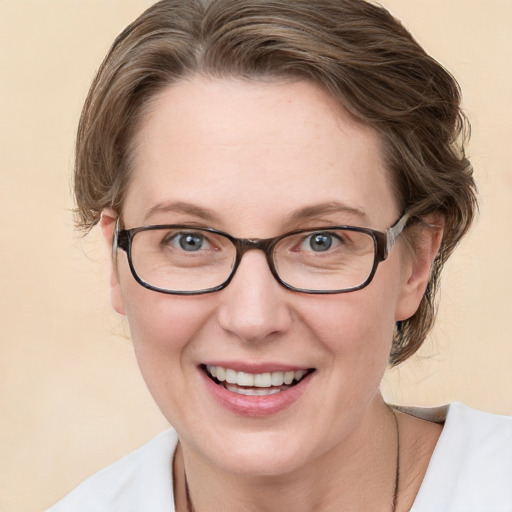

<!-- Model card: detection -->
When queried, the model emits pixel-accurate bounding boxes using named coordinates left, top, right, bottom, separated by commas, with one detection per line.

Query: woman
left=49, top=0, right=511, bottom=510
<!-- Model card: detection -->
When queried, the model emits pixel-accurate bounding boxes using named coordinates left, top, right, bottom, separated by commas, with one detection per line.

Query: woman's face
left=104, top=77, right=424, bottom=476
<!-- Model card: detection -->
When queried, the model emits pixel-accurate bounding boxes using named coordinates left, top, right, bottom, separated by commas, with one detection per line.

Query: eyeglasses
left=114, top=213, right=409, bottom=295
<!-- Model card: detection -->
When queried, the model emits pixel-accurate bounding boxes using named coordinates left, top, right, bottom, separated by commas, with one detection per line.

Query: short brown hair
left=75, top=0, right=477, bottom=365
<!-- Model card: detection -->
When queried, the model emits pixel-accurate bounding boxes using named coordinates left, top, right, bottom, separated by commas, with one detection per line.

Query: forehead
left=125, top=76, right=398, bottom=232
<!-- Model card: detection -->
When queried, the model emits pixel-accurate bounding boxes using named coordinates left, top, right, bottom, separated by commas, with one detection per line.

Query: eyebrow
left=143, top=201, right=222, bottom=224
left=143, top=200, right=368, bottom=227
left=284, top=202, right=369, bottom=226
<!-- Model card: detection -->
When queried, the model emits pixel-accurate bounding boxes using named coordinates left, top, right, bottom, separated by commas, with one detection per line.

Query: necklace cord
left=391, top=407, right=400, bottom=512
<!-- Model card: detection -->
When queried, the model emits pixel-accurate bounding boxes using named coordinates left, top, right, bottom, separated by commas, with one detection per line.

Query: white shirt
left=48, top=403, right=512, bottom=512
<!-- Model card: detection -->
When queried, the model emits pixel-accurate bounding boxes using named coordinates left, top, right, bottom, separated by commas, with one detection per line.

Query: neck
left=174, top=395, right=399, bottom=512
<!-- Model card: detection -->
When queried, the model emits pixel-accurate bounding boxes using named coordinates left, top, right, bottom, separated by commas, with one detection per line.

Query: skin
left=101, top=77, right=443, bottom=511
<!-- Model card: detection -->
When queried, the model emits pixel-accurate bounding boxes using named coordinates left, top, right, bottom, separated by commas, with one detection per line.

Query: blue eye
left=308, top=233, right=334, bottom=252
left=180, top=233, right=204, bottom=251
left=165, top=232, right=211, bottom=252
left=302, top=232, right=346, bottom=252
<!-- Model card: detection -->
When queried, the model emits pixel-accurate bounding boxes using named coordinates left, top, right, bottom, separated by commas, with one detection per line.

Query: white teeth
left=236, top=372, right=254, bottom=387
left=271, top=372, right=284, bottom=386
left=225, top=383, right=286, bottom=396
left=283, top=371, right=295, bottom=385
left=225, top=368, right=237, bottom=384
left=205, top=365, right=310, bottom=389
left=254, top=372, right=272, bottom=387
left=216, top=366, right=226, bottom=382
left=295, top=369, right=307, bottom=381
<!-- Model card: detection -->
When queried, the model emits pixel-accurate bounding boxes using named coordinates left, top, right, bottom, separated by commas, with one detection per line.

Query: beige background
left=1, top=1, right=511, bottom=511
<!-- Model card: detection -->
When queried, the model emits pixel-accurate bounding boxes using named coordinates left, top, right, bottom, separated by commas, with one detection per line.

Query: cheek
left=302, top=287, right=397, bottom=355
left=296, top=264, right=402, bottom=390
left=119, top=278, right=214, bottom=410
left=123, top=287, right=213, bottom=362
left=116, top=249, right=211, bottom=355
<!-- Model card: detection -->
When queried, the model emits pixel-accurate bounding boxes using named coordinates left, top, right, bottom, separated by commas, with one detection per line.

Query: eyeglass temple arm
left=384, top=212, right=410, bottom=259
left=113, top=218, right=130, bottom=254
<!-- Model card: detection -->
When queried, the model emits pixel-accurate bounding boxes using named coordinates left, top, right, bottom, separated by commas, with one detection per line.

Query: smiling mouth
left=203, top=365, right=315, bottom=396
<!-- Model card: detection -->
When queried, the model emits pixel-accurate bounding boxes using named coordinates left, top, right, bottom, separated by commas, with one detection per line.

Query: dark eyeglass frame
left=114, top=213, right=410, bottom=295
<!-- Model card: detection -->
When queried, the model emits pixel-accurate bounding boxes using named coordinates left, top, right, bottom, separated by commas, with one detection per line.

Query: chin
left=188, top=427, right=319, bottom=478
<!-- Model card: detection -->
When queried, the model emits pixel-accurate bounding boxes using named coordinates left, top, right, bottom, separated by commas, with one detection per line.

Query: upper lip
left=201, top=361, right=313, bottom=373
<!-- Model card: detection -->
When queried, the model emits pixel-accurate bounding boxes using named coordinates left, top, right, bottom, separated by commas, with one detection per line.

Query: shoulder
left=411, top=402, right=512, bottom=511
left=47, top=429, right=178, bottom=512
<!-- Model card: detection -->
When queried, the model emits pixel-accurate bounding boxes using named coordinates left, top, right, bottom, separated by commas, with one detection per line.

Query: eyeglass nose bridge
left=225, top=236, right=283, bottom=287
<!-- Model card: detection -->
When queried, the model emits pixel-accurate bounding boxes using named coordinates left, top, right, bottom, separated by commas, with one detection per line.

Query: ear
left=395, top=214, right=444, bottom=322
left=99, top=209, right=126, bottom=316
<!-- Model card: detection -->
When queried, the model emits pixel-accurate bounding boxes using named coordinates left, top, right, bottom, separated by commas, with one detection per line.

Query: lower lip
left=200, top=368, right=313, bottom=417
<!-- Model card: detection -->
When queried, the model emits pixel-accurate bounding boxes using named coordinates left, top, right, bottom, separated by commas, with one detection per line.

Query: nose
left=217, top=249, right=292, bottom=344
